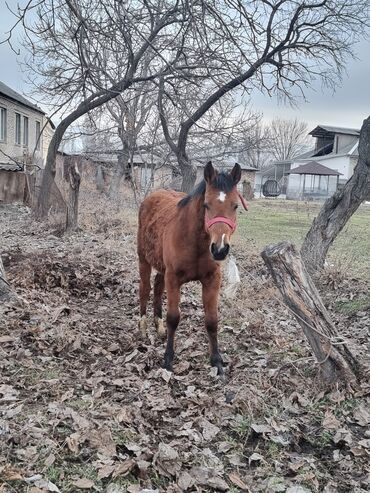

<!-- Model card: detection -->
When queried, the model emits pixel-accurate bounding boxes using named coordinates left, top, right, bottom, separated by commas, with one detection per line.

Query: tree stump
left=65, top=161, right=81, bottom=232
left=261, top=242, right=360, bottom=384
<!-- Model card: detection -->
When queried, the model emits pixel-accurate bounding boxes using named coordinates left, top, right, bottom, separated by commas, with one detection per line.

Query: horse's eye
left=204, top=203, right=210, bottom=210
left=234, top=204, right=238, bottom=210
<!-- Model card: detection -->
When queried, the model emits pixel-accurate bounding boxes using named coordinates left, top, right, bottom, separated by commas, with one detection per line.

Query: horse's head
left=203, top=161, right=246, bottom=261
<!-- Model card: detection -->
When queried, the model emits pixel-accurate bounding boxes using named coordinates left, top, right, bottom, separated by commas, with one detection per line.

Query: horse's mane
left=178, top=172, right=235, bottom=207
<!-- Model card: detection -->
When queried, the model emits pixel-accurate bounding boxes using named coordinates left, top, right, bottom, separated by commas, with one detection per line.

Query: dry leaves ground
left=1, top=190, right=370, bottom=493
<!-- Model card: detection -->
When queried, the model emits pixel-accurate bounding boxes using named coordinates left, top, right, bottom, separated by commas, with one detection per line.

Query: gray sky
left=1, top=0, right=369, bottom=133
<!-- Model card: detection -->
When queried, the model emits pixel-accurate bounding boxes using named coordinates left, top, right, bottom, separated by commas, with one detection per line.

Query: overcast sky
left=1, top=0, right=369, bottom=134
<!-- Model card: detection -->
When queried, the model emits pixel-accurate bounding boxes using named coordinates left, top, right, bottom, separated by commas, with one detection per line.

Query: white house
left=286, top=125, right=359, bottom=200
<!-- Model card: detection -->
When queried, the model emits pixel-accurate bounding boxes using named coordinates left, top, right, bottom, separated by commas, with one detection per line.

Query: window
left=35, top=121, right=41, bottom=150
left=23, top=116, right=29, bottom=146
left=15, top=113, right=21, bottom=144
left=0, top=107, right=6, bottom=141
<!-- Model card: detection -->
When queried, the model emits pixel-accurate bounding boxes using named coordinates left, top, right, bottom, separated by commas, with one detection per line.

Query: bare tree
left=106, top=81, right=157, bottom=200
left=9, top=0, right=197, bottom=218
left=158, top=0, right=369, bottom=191
left=265, top=117, right=310, bottom=162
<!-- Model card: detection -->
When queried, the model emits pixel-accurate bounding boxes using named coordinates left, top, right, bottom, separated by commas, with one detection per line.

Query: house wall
left=41, top=121, right=55, bottom=167
left=335, top=134, right=357, bottom=154
left=317, top=155, right=352, bottom=182
left=292, top=155, right=352, bottom=182
left=0, top=95, right=52, bottom=168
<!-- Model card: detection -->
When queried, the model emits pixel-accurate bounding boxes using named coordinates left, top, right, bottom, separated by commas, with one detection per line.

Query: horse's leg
left=163, top=271, right=180, bottom=371
left=202, top=272, right=224, bottom=376
left=139, top=258, right=151, bottom=338
left=153, top=272, right=166, bottom=338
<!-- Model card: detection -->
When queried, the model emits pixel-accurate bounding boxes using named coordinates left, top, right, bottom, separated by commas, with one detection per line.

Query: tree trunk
left=96, top=165, right=105, bottom=192
left=301, top=115, right=370, bottom=275
left=178, top=154, right=196, bottom=193
left=261, top=241, right=361, bottom=384
left=109, top=146, right=129, bottom=200
left=35, top=118, right=73, bottom=218
left=0, top=257, right=18, bottom=302
left=65, top=161, right=81, bottom=233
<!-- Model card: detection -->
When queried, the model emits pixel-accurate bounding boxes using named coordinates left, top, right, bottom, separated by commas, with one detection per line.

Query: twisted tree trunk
left=65, top=161, right=81, bottom=233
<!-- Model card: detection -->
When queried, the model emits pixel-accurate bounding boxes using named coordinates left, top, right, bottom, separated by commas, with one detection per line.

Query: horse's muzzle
left=211, top=242, right=230, bottom=261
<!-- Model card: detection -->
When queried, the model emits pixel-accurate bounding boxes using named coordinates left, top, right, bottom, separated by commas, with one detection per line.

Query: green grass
left=236, top=199, right=370, bottom=279
left=335, top=297, right=370, bottom=315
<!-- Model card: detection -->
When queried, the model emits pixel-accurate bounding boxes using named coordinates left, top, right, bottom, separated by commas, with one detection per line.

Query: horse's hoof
left=139, top=315, right=147, bottom=338
left=155, top=317, right=166, bottom=339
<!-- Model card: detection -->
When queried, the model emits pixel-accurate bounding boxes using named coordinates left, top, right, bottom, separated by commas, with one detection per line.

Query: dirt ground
left=1, top=190, right=370, bottom=493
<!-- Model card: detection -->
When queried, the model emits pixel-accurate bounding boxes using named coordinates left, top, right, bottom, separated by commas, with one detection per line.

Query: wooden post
left=65, top=161, right=81, bottom=233
left=261, top=242, right=360, bottom=384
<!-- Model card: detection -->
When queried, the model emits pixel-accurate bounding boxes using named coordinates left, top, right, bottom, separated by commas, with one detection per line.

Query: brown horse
left=137, top=161, right=247, bottom=375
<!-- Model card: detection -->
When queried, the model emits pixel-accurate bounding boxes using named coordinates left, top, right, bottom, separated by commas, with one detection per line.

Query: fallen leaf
left=0, top=335, right=16, bottom=343
left=0, top=384, right=19, bottom=401
left=0, top=464, right=23, bottom=480
left=72, top=478, right=94, bottom=489
left=177, top=470, right=194, bottom=490
left=89, top=427, right=116, bottom=457
left=200, top=419, right=220, bottom=441
left=60, top=388, right=75, bottom=402
left=98, top=464, right=115, bottom=479
left=228, top=471, right=249, bottom=491
left=353, top=406, right=370, bottom=426
left=286, top=486, right=312, bottom=493
left=33, top=479, right=61, bottom=492
left=158, top=443, right=179, bottom=461
left=249, top=452, right=264, bottom=464
left=160, top=369, right=172, bottom=383
left=113, top=459, right=136, bottom=478
left=66, top=432, right=82, bottom=453
left=333, top=428, right=352, bottom=445
left=322, top=411, right=340, bottom=430
left=251, top=423, right=272, bottom=434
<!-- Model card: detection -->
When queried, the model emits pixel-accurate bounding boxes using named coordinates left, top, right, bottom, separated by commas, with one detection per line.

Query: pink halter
left=205, top=215, right=236, bottom=232
left=204, top=192, right=248, bottom=233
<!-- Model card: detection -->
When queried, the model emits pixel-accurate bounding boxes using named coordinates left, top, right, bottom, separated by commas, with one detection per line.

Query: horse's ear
left=230, top=163, right=242, bottom=185
left=204, top=161, right=217, bottom=184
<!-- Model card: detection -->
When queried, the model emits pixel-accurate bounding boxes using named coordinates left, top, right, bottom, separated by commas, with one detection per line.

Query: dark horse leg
left=153, top=273, right=166, bottom=338
left=163, top=271, right=180, bottom=371
left=139, top=258, right=151, bottom=338
left=202, top=273, right=224, bottom=376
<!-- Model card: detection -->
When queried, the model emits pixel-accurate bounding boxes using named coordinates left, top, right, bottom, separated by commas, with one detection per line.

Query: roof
left=0, top=162, right=24, bottom=171
left=289, top=161, right=342, bottom=176
left=0, top=81, right=45, bottom=114
left=309, top=125, right=360, bottom=137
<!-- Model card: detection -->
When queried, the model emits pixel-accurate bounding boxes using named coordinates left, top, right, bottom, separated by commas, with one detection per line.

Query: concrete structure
left=287, top=161, right=342, bottom=200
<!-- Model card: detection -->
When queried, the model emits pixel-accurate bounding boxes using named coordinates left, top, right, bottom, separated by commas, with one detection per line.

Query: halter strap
left=238, top=192, right=249, bottom=211
left=205, top=216, right=236, bottom=233
left=204, top=192, right=248, bottom=233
